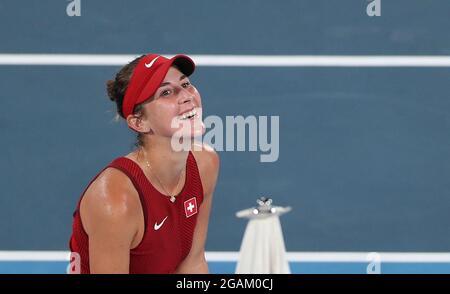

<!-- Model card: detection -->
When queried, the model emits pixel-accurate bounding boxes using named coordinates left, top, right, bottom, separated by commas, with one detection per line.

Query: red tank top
left=69, top=151, right=204, bottom=274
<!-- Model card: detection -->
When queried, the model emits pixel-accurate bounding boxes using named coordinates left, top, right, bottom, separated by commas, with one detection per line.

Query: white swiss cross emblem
left=184, top=197, right=198, bottom=218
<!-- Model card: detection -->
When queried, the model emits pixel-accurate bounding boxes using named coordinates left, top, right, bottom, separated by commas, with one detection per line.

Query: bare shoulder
left=191, top=142, right=220, bottom=195
left=80, top=167, right=142, bottom=236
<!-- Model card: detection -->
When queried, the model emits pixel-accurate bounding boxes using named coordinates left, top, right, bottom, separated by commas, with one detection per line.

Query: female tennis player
left=69, top=53, right=220, bottom=274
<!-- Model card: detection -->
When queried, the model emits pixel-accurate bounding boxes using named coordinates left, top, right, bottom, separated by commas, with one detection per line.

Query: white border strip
left=2, top=251, right=450, bottom=263
left=1, top=54, right=450, bottom=67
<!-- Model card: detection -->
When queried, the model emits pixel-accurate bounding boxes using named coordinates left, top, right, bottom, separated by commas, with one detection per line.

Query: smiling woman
left=69, top=54, right=220, bottom=274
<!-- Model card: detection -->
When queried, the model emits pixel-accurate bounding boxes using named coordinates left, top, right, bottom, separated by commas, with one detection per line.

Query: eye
left=160, top=89, right=171, bottom=97
left=182, top=81, right=191, bottom=88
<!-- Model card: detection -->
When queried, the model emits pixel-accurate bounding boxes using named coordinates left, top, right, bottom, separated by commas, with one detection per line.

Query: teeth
left=180, top=108, right=197, bottom=120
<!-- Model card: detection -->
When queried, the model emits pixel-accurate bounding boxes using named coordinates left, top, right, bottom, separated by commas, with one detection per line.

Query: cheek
left=147, top=103, right=178, bottom=125
left=192, top=87, right=202, bottom=106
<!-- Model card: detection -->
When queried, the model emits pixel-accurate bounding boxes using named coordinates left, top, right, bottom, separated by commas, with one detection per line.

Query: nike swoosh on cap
left=145, top=56, right=159, bottom=68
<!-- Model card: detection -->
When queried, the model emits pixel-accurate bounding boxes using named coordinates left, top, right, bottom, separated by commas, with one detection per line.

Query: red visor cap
left=122, top=54, right=195, bottom=118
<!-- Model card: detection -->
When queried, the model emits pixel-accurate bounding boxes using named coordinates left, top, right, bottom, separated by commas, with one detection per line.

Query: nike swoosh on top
left=145, top=56, right=159, bottom=68
left=154, top=216, right=168, bottom=231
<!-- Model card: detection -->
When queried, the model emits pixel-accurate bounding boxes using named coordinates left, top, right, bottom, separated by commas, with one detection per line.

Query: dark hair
left=106, top=55, right=146, bottom=147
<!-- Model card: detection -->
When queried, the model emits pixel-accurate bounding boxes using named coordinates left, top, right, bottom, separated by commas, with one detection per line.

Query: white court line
left=0, top=251, right=71, bottom=261
left=285, top=252, right=450, bottom=263
left=1, top=54, right=450, bottom=67
left=1, top=251, right=450, bottom=263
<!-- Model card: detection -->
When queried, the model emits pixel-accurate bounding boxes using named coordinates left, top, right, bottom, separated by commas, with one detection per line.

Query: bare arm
left=80, top=168, right=142, bottom=274
left=175, top=145, right=220, bottom=274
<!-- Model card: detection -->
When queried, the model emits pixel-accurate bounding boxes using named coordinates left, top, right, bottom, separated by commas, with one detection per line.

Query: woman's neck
left=138, top=135, right=189, bottom=181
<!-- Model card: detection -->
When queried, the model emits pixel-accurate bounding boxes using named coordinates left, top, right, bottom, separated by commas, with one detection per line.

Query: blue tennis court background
left=1, top=0, right=450, bottom=265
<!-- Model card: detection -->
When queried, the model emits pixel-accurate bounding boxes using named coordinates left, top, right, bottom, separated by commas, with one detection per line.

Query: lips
left=178, top=107, right=198, bottom=120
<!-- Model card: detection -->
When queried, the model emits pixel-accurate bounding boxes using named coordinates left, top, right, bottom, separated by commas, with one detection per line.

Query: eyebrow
left=158, top=75, right=187, bottom=88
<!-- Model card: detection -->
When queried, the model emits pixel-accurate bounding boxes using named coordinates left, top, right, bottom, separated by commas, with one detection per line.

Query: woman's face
left=140, top=66, right=204, bottom=139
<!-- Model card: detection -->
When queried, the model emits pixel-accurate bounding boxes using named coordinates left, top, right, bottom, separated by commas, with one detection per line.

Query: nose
left=178, top=88, right=194, bottom=104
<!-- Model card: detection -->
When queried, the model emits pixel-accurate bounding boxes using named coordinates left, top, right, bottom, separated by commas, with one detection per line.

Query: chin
left=169, top=121, right=205, bottom=152
left=192, top=120, right=206, bottom=137
left=172, top=121, right=205, bottom=139
left=170, top=114, right=205, bottom=137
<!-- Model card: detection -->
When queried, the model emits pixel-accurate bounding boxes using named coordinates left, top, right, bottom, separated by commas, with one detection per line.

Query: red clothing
left=69, top=151, right=204, bottom=274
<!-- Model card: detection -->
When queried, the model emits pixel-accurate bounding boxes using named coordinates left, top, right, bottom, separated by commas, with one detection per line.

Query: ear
left=126, top=114, right=152, bottom=134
